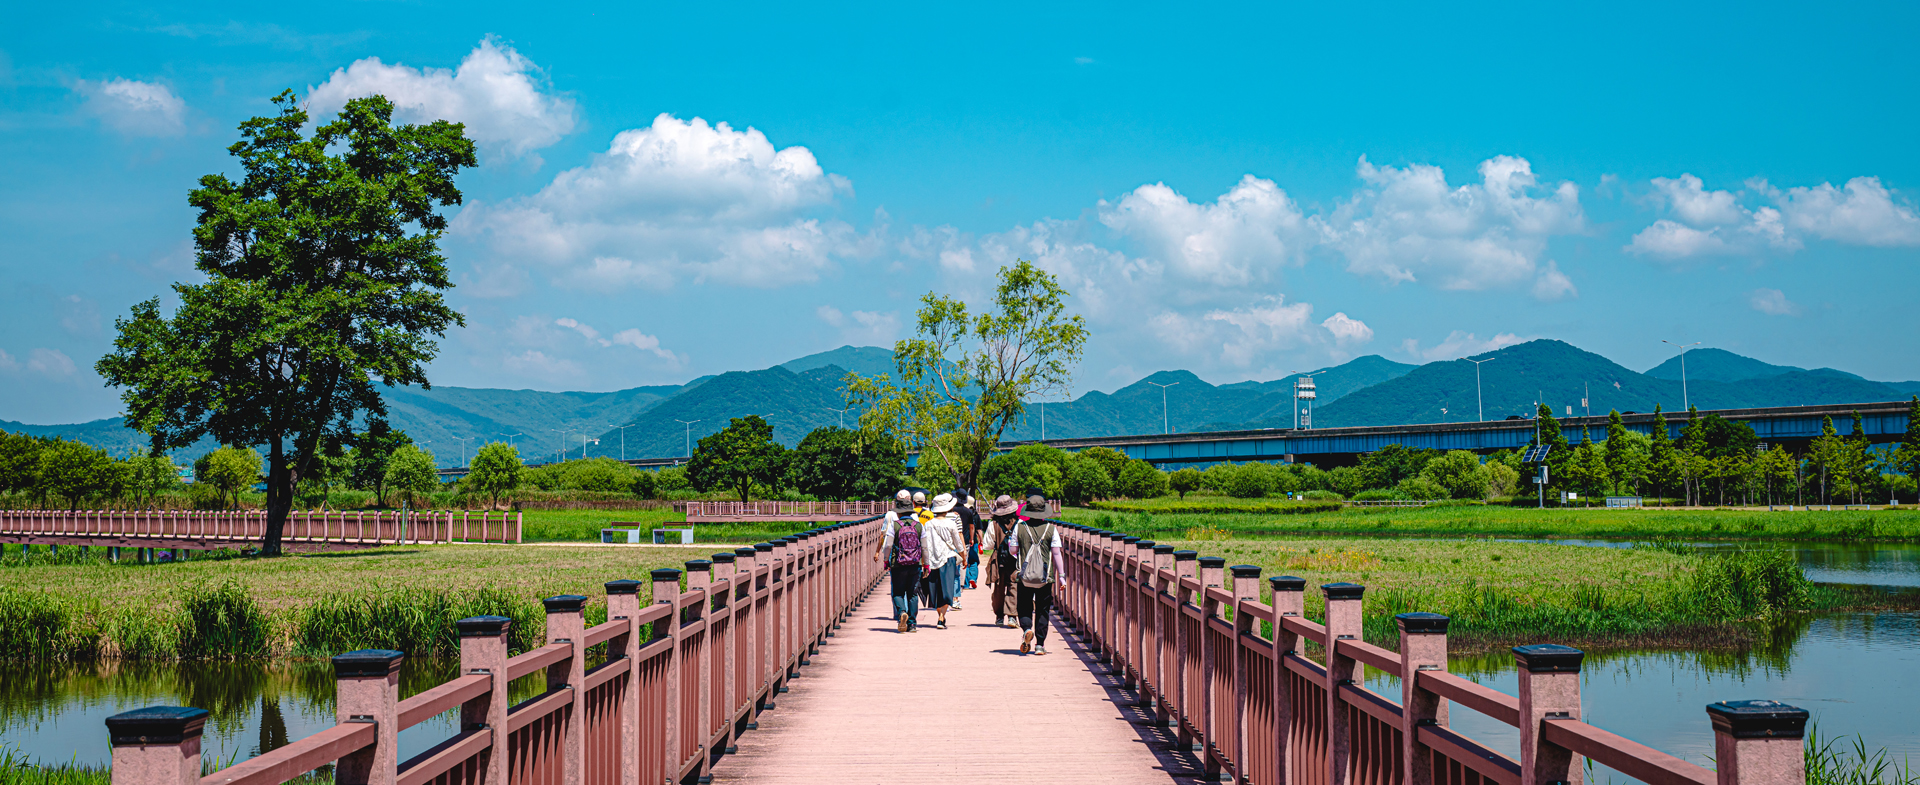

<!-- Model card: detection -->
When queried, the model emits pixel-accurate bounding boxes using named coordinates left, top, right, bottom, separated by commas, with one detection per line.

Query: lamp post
left=1289, top=370, right=1326, bottom=430
left=819, top=408, right=845, bottom=428
left=1147, top=381, right=1179, bottom=435
left=453, top=436, right=473, bottom=468
left=1662, top=340, right=1702, bottom=410
left=1466, top=356, right=1496, bottom=421
left=497, top=433, right=521, bottom=449
left=612, top=424, right=637, bottom=461
left=673, top=419, right=702, bottom=459
left=548, top=429, right=570, bottom=464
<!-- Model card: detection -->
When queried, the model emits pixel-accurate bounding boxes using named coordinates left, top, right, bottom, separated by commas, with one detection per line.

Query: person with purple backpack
left=872, top=488, right=925, bottom=632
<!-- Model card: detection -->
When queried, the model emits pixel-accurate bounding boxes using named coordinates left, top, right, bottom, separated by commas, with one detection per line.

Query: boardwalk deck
left=715, top=585, right=1202, bottom=785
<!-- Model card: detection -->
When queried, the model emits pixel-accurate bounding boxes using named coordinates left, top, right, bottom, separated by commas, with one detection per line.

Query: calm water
left=4, top=541, right=1917, bottom=774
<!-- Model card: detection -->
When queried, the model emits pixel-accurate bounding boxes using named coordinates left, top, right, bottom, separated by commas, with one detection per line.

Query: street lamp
left=612, top=424, right=638, bottom=461
left=497, top=433, right=521, bottom=448
left=548, top=429, right=570, bottom=464
left=1466, top=356, right=1497, bottom=422
left=1288, top=370, right=1326, bottom=430
left=673, top=420, right=702, bottom=458
left=453, top=436, right=473, bottom=468
left=819, top=408, right=845, bottom=428
left=1147, top=382, right=1179, bottom=435
left=1662, top=340, right=1703, bottom=410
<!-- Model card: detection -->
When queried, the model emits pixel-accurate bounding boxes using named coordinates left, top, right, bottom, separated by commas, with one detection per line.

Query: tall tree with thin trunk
left=97, top=91, right=473, bottom=555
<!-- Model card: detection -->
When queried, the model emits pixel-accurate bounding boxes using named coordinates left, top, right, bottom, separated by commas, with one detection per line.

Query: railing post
left=605, top=581, right=642, bottom=785
left=1131, top=539, right=1155, bottom=698
left=1398, top=613, right=1451, bottom=785
left=1269, top=576, right=1306, bottom=785
left=652, top=568, right=683, bottom=776
left=333, top=649, right=404, bottom=785
left=685, top=559, right=715, bottom=783
left=1514, top=644, right=1585, bottom=785
left=105, top=706, right=208, bottom=785
left=710, top=551, right=738, bottom=754
left=1707, top=701, right=1808, bottom=785
left=1230, top=564, right=1260, bottom=785
left=544, top=594, right=587, bottom=785
left=1323, top=583, right=1364, bottom=785
left=1173, top=549, right=1199, bottom=747
left=1150, top=543, right=1175, bottom=723
left=457, top=616, right=511, bottom=785
left=1197, top=555, right=1227, bottom=779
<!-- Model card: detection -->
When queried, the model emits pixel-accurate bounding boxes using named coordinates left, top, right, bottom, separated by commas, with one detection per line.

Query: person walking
left=920, top=493, right=966, bottom=629
left=951, top=489, right=981, bottom=606
left=981, top=494, right=1023, bottom=627
left=1011, top=492, right=1065, bottom=655
left=873, top=489, right=924, bottom=632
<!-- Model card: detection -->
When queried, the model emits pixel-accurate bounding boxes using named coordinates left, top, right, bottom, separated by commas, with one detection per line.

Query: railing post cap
left=1322, top=582, right=1365, bottom=600
left=651, top=567, right=684, bottom=582
left=1512, top=643, right=1584, bottom=673
left=1230, top=564, right=1261, bottom=579
left=1706, top=700, right=1810, bottom=739
left=1395, top=612, right=1450, bottom=634
left=604, top=579, right=642, bottom=596
left=542, top=594, right=589, bottom=613
left=754, top=542, right=775, bottom=552
left=1122, top=536, right=1142, bottom=544
left=685, top=559, right=713, bottom=572
left=1198, top=555, right=1227, bottom=569
left=1153, top=544, right=1175, bottom=555
left=1135, top=539, right=1156, bottom=549
left=1106, top=532, right=1126, bottom=541
left=1173, top=550, right=1199, bottom=561
left=711, top=552, right=736, bottom=564
left=105, top=706, right=210, bottom=746
left=734, top=547, right=757, bottom=559
left=455, top=615, right=513, bottom=637
left=1269, top=575, right=1307, bottom=592
left=332, top=649, right=405, bottom=678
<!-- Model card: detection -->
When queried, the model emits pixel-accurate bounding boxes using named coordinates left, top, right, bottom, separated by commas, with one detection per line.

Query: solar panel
left=1521, top=445, right=1552, bottom=463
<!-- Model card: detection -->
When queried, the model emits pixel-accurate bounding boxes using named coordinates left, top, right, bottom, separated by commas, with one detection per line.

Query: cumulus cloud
left=554, top=317, right=678, bottom=361
left=1762, top=177, right=1920, bottom=247
left=816, top=306, right=902, bottom=345
left=1400, top=331, right=1526, bottom=362
left=457, top=112, right=859, bottom=290
left=1142, top=297, right=1374, bottom=369
left=1531, top=261, right=1577, bottom=301
left=1320, top=312, right=1374, bottom=347
left=1629, top=173, right=1919, bottom=259
left=308, top=38, right=575, bottom=157
left=1748, top=288, right=1802, bottom=316
left=1316, top=156, right=1584, bottom=290
left=1098, top=175, right=1311, bottom=287
left=74, top=78, right=186, bottom=136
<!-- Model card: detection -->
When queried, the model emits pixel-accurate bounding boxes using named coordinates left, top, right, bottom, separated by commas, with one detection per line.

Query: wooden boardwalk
left=714, top=582, right=1203, bottom=785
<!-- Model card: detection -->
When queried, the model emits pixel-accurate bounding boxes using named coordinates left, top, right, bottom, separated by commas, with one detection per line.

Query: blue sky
left=4, top=1, right=1919, bottom=424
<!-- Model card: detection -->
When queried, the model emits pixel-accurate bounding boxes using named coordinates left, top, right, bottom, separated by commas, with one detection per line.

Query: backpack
left=1015, top=520, right=1057, bottom=588
left=890, top=517, right=924, bottom=567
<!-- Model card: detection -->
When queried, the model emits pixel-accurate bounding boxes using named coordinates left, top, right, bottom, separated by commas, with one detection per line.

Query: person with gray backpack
left=872, top=489, right=925, bottom=632
left=1010, top=492, right=1066, bottom=655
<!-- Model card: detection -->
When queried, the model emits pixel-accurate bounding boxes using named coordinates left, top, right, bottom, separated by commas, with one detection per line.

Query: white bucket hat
left=930, top=493, right=958, bottom=513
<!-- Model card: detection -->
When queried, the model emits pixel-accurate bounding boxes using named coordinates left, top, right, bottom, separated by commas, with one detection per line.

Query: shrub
left=1301, top=489, right=1344, bottom=502
left=1114, top=459, right=1170, bottom=499
left=1393, top=477, right=1451, bottom=501
left=1419, top=450, right=1490, bottom=500
left=1168, top=468, right=1204, bottom=499
left=1351, top=489, right=1401, bottom=502
left=1223, top=465, right=1270, bottom=498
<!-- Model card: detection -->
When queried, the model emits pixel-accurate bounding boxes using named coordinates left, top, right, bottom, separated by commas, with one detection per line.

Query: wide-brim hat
left=893, top=489, right=914, bottom=510
left=1023, top=493, right=1049, bottom=514
left=930, top=493, right=958, bottom=513
left=989, top=495, right=1021, bottom=516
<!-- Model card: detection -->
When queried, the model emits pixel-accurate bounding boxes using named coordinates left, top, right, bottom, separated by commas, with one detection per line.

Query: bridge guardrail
left=1050, top=521, right=1811, bottom=785
left=104, top=515, right=887, bottom=785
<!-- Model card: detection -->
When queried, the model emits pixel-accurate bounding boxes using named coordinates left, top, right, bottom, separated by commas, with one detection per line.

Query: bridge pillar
left=1707, top=701, right=1809, bottom=785
left=1398, top=613, right=1451, bottom=785
left=333, top=649, right=403, bottom=785
left=1324, top=583, right=1364, bottom=785
left=456, top=615, right=512, bottom=785
left=1515, top=644, right=1585, bottom=785
left=104, top=706, right=208, bottom=785
left=605, top=582, right=642, bottom=785
left=1228, top=565, right=1260, bottom=785
left=543, top=595, right=588, bottom=785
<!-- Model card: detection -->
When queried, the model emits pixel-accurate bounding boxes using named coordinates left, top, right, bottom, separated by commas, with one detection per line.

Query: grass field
left=1061, top=502, right=1920, bottom=543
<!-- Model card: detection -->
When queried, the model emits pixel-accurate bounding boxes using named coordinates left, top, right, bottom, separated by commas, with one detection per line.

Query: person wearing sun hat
left=919, top=493, right=967, bottom=629
left=873, top=488, right=924, bottom=632
left=981, top=493, right=1024, bottom=626
left=1009, top=489, right=1065, bottom=655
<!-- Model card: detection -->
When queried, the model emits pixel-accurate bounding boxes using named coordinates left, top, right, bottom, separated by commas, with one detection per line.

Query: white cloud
left=457, top=112, right=858, bottom=290
left=1207, top=296, right=1317, bottom=367
left=0, top=350, right=17, bottom=373
left=1765, top=176, right=1920, bottom=247
left=816, top=306, right=901, bottom=345
left=1629, top=173, right=1918, bottom=259
left=1098, top=175, right=1311, bottom=287
left=459, top=263, right=529, bottom=299
left=610, top=329, right=677, bottom=361
left=1748, top=288, right=1802, bottom=316
left=1317, top=155, right=1584, bottom=290
left=75, top=78, right=186, bottom=136
left=1400, top=331, right=1526, bottom=362
left=308, top=38, right=576, bottom=157
left=26, top=349, right=76, bottom=378
left=1531, top=261, right=1577, bottom=301
left=1627, top=219, right=1731, bottom=258
left=554, top=317, right=607, bottom=346
left=1320, top=312, right=1373, bottom=347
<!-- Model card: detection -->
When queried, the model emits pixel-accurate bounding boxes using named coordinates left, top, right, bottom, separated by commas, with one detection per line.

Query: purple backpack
left=891, top=520, right=923, bottom=566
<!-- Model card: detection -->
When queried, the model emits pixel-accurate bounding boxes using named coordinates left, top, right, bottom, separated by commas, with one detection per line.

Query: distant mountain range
left=7, top=342, right=1915, bottom=466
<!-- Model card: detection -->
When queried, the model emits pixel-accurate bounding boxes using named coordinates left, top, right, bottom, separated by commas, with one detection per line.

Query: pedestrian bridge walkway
left=102, top=517, right=1814, bottom=785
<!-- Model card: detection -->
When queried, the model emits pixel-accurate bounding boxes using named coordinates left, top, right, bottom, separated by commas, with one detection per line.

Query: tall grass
left=1807, top=723, right=1919, bottom=785
left=175, top=581, right=271, bottom=659
left=295, top=587, right=550, bottom=657
left=0, top=589, right=101, bottom=660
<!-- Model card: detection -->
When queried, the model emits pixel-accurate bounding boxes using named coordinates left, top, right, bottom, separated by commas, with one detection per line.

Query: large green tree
left=350, top=424, right=415, bottom=506
left=786, top=426, right=906, bottom=501
left=847, top=260, right=1089, bottom=490
left=198, top=446, right=262, bottom=509
left=35, top=440, right=123, bottom=510
left=0, top=432, right=44, bottom=499
left=1893, top=397, right=1920, bottom=483
left=465, top=442, right=524, bottom=509
left=1647, top=405, right=1677, bottom=498
left=688, top=416, right=787, bottom=503
left=96, top=91, right=473, bottom=555
left=384, top=445, right=440, bottom=508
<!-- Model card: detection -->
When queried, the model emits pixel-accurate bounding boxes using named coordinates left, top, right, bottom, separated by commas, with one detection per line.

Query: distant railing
left=105, top=517, right=885, bottom=785
left=683, top=499, right=1063, bottom=521
left=1053, top=522, right=1812, bottom=785
left=0, top=509, right=523, bottom=547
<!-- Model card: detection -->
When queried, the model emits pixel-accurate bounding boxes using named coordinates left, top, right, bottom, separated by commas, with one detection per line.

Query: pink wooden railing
left=0, top=510, right=522, bottom=546
left=682, top=499, right=1062, bottom=520
left=1053, top=522, right=1812, bottom=785
left=105, top=518, right=884, bottom=785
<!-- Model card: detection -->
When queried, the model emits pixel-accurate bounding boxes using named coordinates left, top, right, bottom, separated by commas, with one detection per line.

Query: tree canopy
left=688, top=416, right=787, bottom=503
left=787, top=426, right=906, bottom=501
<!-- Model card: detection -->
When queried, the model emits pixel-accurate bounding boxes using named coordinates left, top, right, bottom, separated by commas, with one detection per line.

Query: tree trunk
left=263, top=441, right=291, bottom=556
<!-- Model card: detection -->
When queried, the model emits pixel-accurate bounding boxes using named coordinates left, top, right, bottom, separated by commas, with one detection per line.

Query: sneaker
left=951, top=601, right=963, bottom=610
left=1034, top=645, right=1048, bottom=656
left=937, top=619, right=948, bottom=630
left=994, top=615, right=1004, bottom=627
left=968, top=581, right=978, bottom=589
left=898, top=613, right=910, bottom=633
left=1020, top=630, right=1033, bottom=654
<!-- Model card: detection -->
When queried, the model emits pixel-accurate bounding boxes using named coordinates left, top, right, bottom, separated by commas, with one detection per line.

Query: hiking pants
left=1017, top=584, right=1055, bottom=645
left=991, top=555, right=1019, bottom=618
left=889, top=563, right=921, bottom=623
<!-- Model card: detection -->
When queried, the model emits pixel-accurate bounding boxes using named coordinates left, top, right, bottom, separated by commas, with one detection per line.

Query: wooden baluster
left=542, top=595, right=587, bottom=785
left=1172, top=549, right=1199, bottom=747
left=1197, top=555, right=1227, bottom=780
left=1399, top=613, right=1451, bottom=785
left=1230, top=564, right=1260, bottom=785
left=457, top=616, right=511, bottom=785
left=1515, top=644, right=1585, bottom=785
left=1269, top=576, right=1306, bottom=785
left=685, top=560, right=715, bottom=783
left=104, top=706, right=208, bottom=785
left=1707, top=700, right=1808, bottom=785
left=652, top=568, right=684, bottom=778
left=1324, top=583, right=1365, bottom=785
left=709, top=552, right=739, bottom=754
left=605, top=581, right=642, bottom=785
left=333, top=649, right=404, bottom=785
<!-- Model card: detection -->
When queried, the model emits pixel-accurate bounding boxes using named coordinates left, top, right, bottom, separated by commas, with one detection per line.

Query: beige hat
left=1023, top=493, right=1049, bottom=514
left=893, top=489, right=913, bottom=509
left=930, top=493, right=958, bottom=513
left=989, top=494, right=1021, bottom=516
left=911, top=489, right=928, bottom=505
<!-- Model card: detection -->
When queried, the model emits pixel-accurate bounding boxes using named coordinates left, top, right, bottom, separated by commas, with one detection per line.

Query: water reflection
left=1485, top=538, right=1920, bottom=588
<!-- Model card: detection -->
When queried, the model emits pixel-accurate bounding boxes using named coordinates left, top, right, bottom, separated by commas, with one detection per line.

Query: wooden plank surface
left=715, top=587, right=1203, bottom=784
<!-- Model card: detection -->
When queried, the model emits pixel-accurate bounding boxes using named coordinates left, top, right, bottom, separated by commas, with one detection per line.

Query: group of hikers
left=872, top=487, right=1063, bottom=655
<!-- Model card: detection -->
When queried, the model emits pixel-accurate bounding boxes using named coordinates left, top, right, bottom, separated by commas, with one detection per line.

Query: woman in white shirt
left=920, top=493, right=967, bottom=630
